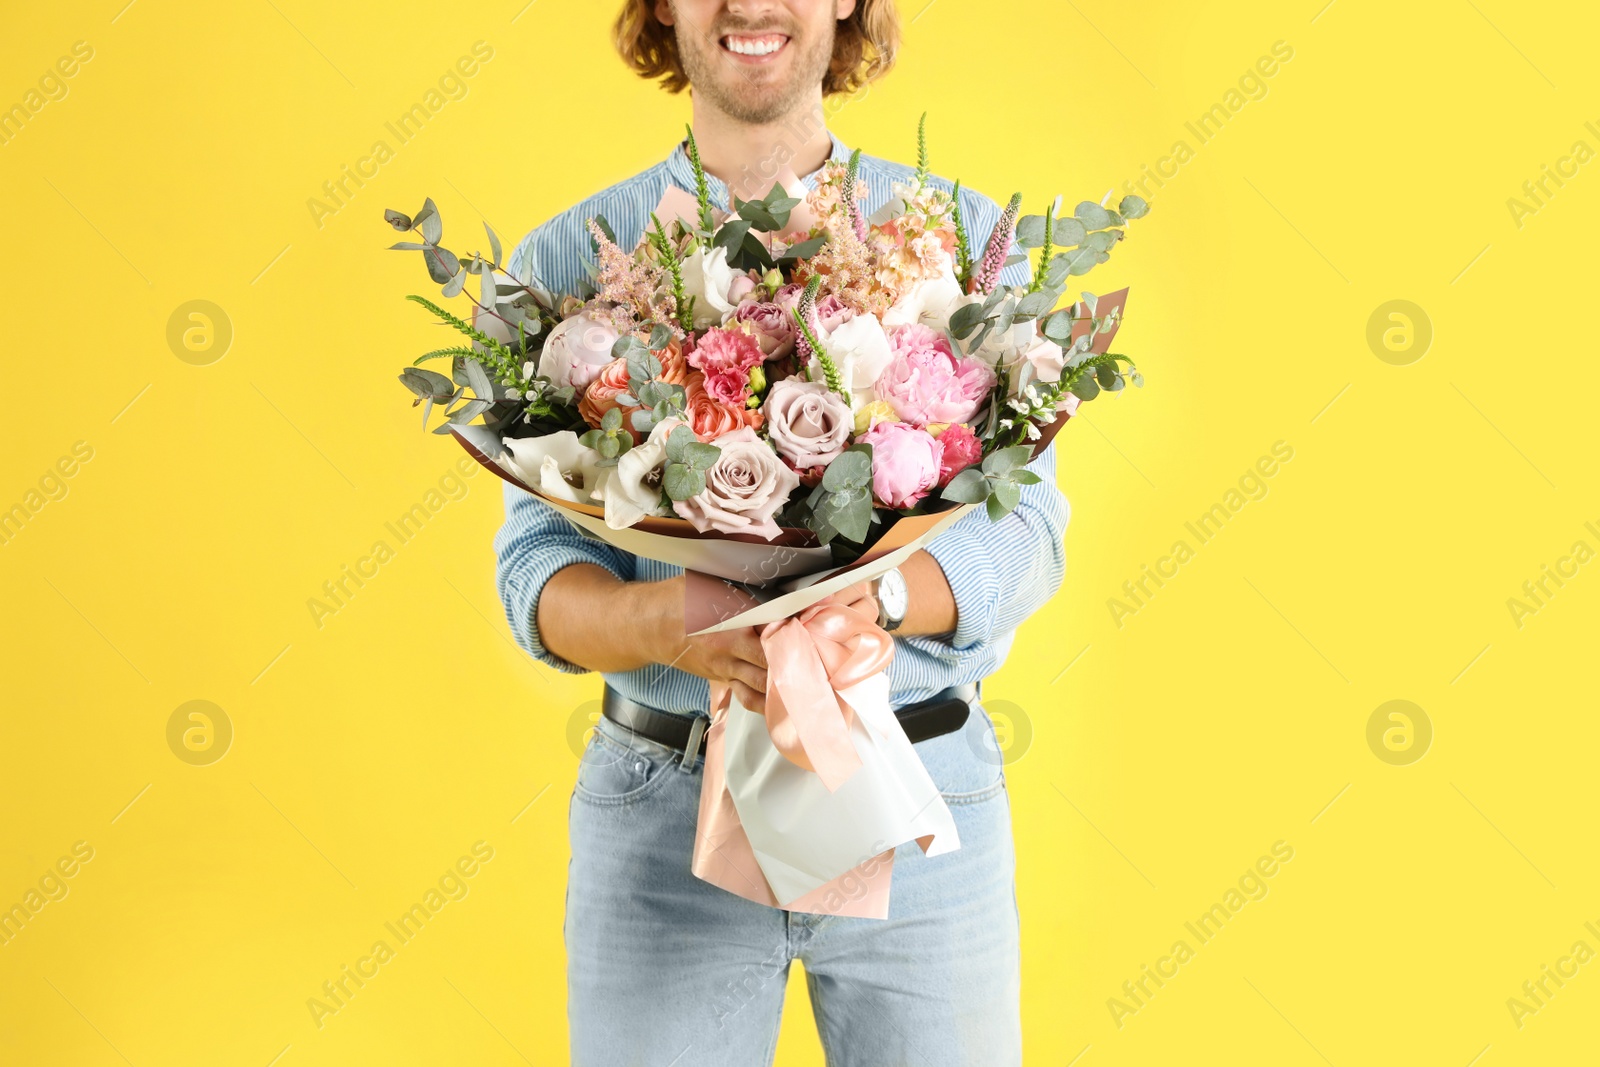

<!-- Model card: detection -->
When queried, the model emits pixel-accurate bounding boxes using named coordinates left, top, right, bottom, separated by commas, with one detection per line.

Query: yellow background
left=2, top=0, right=1596, bottom=1063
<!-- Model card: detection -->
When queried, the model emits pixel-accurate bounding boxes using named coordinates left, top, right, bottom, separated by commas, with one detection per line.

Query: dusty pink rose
left=673, top=425, right=800, bottom=540
left=726, top=273, right=758, bottom=305
left=687, top=327, right=765, bottom=405
left=814, top=293, right=856, bottom=334
left=538, top=311, right=620, bottom=391
left=763, top=380, right=853, bottom=469
left=859, top=421, right=944, bottom=509
left=731, top=301, right=797, bottom=358
left=931, top=422, right=982, bottom=487
left=874, top=324, right=997, bottom=426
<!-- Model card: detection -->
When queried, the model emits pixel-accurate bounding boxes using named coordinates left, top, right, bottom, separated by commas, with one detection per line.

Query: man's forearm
left=538, top=564, right=677, bottom=673
left=898, top=549, right=959, bottom=637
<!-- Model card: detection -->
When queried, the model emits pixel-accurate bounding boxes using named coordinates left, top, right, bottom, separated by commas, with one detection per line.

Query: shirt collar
left=665, top=129, right=850, bottom=205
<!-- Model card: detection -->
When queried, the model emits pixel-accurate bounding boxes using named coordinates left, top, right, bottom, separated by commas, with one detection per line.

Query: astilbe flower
left=585, top=218, right=677, bottom=332
left=969, top=192, right=1023, bottom=295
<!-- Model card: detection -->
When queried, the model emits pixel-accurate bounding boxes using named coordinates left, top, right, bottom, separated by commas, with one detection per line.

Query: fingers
left=729, top=679, right=766, bottom=715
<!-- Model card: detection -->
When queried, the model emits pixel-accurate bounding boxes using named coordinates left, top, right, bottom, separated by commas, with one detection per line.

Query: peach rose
left=683, top=371, right=762, bottom=439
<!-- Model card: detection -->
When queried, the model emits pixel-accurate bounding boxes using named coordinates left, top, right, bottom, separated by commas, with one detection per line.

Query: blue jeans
left=565, top=702, right=1022, bottom=1067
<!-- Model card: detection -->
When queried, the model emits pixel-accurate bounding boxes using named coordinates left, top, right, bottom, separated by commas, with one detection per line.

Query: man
left=495, top=2, right=1068, bottom=1063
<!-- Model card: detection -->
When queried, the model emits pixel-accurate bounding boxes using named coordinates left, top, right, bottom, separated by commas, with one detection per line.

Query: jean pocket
left=573, top=732, right=676, bottom=807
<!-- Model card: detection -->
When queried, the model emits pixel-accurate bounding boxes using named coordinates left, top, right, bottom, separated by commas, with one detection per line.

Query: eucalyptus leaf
left=1053, top=217, right=1087, bottom=245
left=485, top=222, right=502, bottom=264
left=1119, top=194, right=1150, bottom=219
left=1073, top=200, right=1112, bottom=229
left=940, top=467, right=989, bottom=503
left=385, top=208, right=413, bottom=231
left=1015, top=214, right=1047, bottom=249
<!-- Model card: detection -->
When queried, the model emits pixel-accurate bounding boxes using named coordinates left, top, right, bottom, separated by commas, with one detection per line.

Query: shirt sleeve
left=493, top=480, right=638, bottom=673
left=920, top=437, right=1069, bottom=651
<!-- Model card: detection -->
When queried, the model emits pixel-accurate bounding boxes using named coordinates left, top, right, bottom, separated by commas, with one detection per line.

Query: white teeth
left=724, top=35, right=784, bottom=56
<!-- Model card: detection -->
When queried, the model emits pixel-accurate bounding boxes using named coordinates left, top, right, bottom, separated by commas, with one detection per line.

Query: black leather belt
left=601, top=680, right=981, bottom=763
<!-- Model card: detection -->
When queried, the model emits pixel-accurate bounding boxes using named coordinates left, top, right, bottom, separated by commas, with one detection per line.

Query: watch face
left=879, top=568, right=909, bottom=621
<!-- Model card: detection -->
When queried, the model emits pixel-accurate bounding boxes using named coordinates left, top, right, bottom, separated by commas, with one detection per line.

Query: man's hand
left=641, top=575, right=770, bottom=714
left=813, top=579, right=880, bottom=625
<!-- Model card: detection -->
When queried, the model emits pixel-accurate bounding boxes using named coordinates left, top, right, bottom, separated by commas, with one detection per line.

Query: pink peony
left=874, top=324, right=997, bottom=426
left=731, top=301, right=797, bottom=358
left=687, top=327, right=765, bottom=406
left=858, top=421, right=944, bottom=509
left=931, top=422, right=982, bottom=487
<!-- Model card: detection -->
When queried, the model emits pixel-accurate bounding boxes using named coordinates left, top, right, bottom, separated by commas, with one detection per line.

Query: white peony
left=882, top=264, right=964, bottom=330
left=537, top=312, right=620, bottom=391
left=680, top=245, right=742, bottom=331
left=806, top=312, right=894, bottom=414
left=502, top=431, right=609, bottom=505
left=597, top=417, right=682, bottom=529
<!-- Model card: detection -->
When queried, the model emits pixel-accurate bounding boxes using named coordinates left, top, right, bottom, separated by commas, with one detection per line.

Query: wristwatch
left=875, top=567, right=908, bottom=632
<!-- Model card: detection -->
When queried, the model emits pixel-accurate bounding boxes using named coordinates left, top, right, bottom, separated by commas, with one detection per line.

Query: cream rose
left=680, top=245, right=742, bottom=331
left=672, top=425, right=800, bottom=540
left=806, top=312, right=894, bottom=414
left=763, top=380, right=853, bottom=469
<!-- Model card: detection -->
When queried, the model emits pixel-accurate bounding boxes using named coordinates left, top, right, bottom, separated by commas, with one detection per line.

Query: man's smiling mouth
left=720, top=33, right=789, bottom=58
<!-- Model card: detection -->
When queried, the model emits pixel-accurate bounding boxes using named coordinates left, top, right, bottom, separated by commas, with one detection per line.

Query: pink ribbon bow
left=691, top=601, right=901, bottom=917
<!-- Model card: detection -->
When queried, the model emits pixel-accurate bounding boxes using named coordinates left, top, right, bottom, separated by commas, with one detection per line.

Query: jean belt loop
left=679, top=715, right=707, bottom=772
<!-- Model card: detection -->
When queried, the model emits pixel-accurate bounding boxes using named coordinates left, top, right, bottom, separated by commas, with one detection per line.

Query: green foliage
left=915, top=112, right=929, bottom=187
left=950, top=179, right=974, bottom=285
left=802, top=444, right=875, bottom=544
left=646, top=212, right=694, bottom=332
left=684, top=124, right=717, bottom=235
left=938, top=444, right=1040, bottom=520
left=662, top=424, right=720, bottom=500
left=579, top=405, right=634, bottom=466
left=791, top=277, right=850, bottom=405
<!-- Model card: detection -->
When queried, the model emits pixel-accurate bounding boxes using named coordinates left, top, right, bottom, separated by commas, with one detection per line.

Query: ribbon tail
left=691, top=682, right=781, bottom=908
left=763, top=619, right=863, bottom=792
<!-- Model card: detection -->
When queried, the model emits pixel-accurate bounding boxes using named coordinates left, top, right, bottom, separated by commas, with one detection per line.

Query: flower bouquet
left=383, top=117, right=1148, bottom=916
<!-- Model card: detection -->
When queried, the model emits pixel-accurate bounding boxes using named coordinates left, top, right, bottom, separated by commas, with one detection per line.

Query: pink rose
left=814, top=293, right=855, bottom=335
left=687, top=327, right=765, bottom=406
left=859, top=421, right=944, bottom=509
left=726, top=273, right=758, bottom=305
left=763, top=380, right=853, bottom=469
left=873, top=324, right=997, bottom=426
left=538, top=311, right=620, bottom=391
left=931, top=422, right=982, bottom=487
left=731, top=301, right=797, bottom=358
left=673, top=425, right=800, bottom=540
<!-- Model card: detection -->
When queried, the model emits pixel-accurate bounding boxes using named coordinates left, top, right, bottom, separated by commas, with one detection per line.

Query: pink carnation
left=874, top=324, right=997, bottom=426
left=687, top=327, right=765, bottom=406
left=933, top=423, right=982, bottom=487
left=859, top=420, right=944, bottom=510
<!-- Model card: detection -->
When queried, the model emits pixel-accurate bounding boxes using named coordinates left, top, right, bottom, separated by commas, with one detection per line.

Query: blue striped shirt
left=495, top=131, right=1069, bottom=714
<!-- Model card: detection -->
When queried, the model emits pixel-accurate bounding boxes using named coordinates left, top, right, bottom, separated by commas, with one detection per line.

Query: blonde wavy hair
left=614, top=1, right=900, bottom=96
